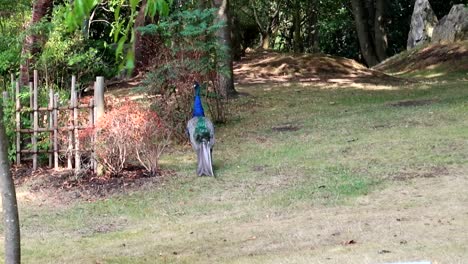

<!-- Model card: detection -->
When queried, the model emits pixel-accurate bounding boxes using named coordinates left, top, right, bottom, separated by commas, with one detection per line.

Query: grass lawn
left=2, top=78, right=468, bottom=263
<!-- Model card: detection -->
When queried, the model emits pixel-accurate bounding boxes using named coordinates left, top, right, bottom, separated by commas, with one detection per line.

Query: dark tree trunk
left=20, top=0, right=54, bottom=86
left=305, top=0, right=319, bottom=53
left=213, top=0, right=237, bottom=98
left=231, top=15, right=243, bottom=60
left=261, top=32, right=271, bottom=49
left=374, top=0, right=388, bottom=61
left=0, top=106, right=21, bottom=264
left=134, top=0, right=148, bottom=72
left=293, top=0, right=302, bottom=52
left=251, top=0, right=281, bottom=50
left=350, top=0, right=379, bottom=67
left=133, top=0, right=161, bottom=74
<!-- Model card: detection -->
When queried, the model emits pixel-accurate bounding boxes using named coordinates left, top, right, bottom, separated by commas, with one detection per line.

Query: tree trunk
left=350, top=0, right=379, bottom=67
left=213, top=0, right=237, bottom=98
left=0, top=105, right=21, bottom=264
left=231, top=15, right=243, bottom=60
left=261, top=32, right=270, bottom=49
left=134, top=0, right=148, bottom=73
left=305, top=0, right=319, bottom=53
left=373, top=0, right=387, bottom=61
left=20, top=0, right=54, bottom=86
left=293, top=0, right=302, bottom=52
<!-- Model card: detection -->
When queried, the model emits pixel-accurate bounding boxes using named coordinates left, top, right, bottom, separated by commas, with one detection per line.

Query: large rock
left=407, top=0, right=438, bottom=50
left=432, top=4, right=468, bottom=43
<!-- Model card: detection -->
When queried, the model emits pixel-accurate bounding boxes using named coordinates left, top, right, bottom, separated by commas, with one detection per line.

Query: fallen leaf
left=342, top=239, right=356, bottom=245
left=378, top=249, right=391, bottom=254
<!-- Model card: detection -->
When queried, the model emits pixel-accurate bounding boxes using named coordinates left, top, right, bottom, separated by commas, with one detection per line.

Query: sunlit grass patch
left=265, top=165, right=379, bottom=208
left=6, top=76, right=468, bottom=263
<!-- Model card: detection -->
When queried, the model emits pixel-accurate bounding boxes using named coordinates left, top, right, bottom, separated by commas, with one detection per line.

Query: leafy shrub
left=141, top=8, right=229, bottom=140
left=87, top=99, right=170, bottom=176
left=34, top=4, right=117, bottom=91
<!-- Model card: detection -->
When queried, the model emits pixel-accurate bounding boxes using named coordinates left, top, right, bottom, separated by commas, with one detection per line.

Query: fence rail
left=3, top=71, right=105, bottom=173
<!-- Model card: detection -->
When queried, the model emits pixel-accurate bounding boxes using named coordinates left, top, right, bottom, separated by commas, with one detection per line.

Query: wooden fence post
left=89, top=98, right=95, bottom=172
left=94, top=76, right=105, bottom=176
left=48, top=89, right=53, bottom=167
left=68, top=76, right=75, bottom=169
left=32, top=70, right=38, bottom=170
left=29, top=82, right=33, bottom=124
left=53, top=93, right=59, bottom=170
left=72, top=76, right=80, bottom=173
left=15, top=82, right=20, bottom=166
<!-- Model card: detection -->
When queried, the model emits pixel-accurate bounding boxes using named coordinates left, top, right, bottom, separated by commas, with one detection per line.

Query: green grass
left=3, top=78, right=468, bottom=263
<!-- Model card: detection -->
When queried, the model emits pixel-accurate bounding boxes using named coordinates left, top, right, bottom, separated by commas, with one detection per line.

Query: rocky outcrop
left=432, top=4, right=468, bottom=43
left=407, top=0, right=438, bottom=50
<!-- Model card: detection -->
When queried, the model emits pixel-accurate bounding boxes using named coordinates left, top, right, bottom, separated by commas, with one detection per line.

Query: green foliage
left=0, top=2, right=28, bottom=87
left=37, top=4, right=116, bottom=88
left=1, top=92, right=17, bottom=161
left=65, top=0, right=173, bottom=72
left=143, top=7, right=229, bottom=139
left=142, top=8, right=225, bottom=73
left=318, top=0, right=360, bottom=60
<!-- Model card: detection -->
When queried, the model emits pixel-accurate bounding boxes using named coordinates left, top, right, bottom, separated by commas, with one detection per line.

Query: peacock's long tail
left=187, top=116, right=215, bottom=176
left=197, top=140, right=213, bottom=176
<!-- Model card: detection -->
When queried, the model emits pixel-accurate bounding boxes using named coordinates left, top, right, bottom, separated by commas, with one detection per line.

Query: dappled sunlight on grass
left=8, top=74, right=468, bottom=263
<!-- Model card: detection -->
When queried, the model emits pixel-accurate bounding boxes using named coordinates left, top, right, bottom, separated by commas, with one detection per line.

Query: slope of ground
left=3, top=48, right=468, bottom=263
left=234, top=51, right=404, bottom=86
left=374, top=41, right=468, bottom=80
left=5, top=77, right=468, bottom=263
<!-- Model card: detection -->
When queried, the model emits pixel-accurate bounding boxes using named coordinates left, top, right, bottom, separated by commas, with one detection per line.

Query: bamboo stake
left=33, top=70, right=38, bottom=170
left=89, top=98, right=95, bottom=172
left=72, top=76, right=80, bottom=173
left=68, top=76, right=75, bottom=169
left=95, top=77, right=105, bottom=176
left=15, top=82, right=20, bottom=165
left=53, top=93, right=59, bottom=169
left=29, top=82, right=33, bottom=123
left=48, top=89, right=53, bottom=167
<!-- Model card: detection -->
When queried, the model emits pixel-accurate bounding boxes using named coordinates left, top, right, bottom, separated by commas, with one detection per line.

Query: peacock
left=186, top=82, right=215, bottom=176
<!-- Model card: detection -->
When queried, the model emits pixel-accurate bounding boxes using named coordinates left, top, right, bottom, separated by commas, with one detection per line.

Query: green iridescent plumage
left=194, top=117, right=211, bottom=143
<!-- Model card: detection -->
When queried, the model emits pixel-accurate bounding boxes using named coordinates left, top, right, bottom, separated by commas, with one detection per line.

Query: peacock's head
left=193, top=81, right=201, bottom=95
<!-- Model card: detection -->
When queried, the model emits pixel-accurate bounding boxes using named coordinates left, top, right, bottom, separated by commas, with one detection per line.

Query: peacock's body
left=187, top=82, right=215, bottom=176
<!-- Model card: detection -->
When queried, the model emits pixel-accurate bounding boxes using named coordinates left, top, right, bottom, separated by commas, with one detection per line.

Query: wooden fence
left=3, top=71, right=105, bottom=173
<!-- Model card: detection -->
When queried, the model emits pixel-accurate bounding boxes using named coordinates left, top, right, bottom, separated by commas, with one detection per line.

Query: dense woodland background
left=0, top=1, right=468, bottom=263
left=0, top=0, right=466, bottom=91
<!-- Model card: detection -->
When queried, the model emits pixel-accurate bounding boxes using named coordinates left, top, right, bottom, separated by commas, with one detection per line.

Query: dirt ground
left=374, top=41, right=468, bottom=75
left=8, top=44, right=468, bottom=263
left=233, top=50, right=407, bottom=86
left=12, top=44, right=468, bottom=205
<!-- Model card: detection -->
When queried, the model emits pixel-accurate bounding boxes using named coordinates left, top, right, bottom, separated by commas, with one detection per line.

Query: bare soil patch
left=12, top=164, right=172, bottom=204
left=234, top=51, right=406, bottom=86
left=389, top=99, right=438, bottom=107
left=374, top=41, right=468, bottom=74
left=389, top=166, right=449, bottom=181
left=271, top=123, right=302, bottom=132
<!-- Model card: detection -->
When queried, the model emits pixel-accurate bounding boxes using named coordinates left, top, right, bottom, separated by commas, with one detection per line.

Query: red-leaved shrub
left=88, top=99, right=170, bottom=176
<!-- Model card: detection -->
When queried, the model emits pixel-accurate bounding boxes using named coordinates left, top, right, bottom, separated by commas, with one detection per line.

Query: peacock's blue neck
left=193, top=87, right=205, bottom=117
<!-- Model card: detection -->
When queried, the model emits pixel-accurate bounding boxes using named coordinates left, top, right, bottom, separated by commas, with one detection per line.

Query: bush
left=141, top=8, right=230, bottom=140
left=88, top=99, right=170, bottom=176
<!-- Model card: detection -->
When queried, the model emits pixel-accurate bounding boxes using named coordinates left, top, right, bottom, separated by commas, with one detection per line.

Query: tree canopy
left=0, top=0, right=465, bottom=86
